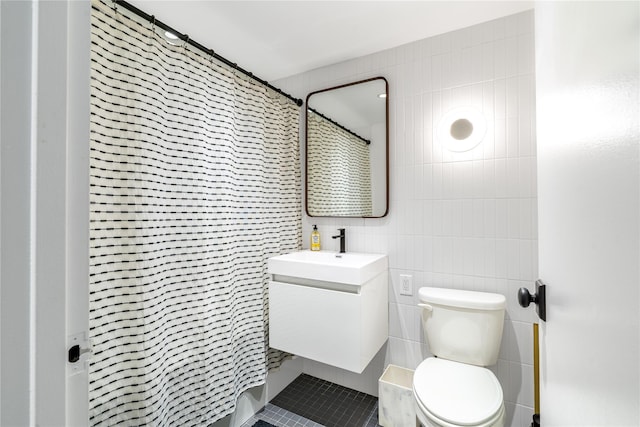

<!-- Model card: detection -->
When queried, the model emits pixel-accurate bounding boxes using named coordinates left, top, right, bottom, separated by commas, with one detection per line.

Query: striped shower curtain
left=306, top=110, right=372, bottom=216
left=89, top=1, right=301, bottom=425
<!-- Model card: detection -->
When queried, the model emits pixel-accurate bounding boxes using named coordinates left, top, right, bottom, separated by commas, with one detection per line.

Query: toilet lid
left=414, top=358, right=503, bottom=426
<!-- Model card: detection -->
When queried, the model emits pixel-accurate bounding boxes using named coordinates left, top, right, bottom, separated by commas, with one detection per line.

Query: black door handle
left=518, top=280, right=546, bottom=321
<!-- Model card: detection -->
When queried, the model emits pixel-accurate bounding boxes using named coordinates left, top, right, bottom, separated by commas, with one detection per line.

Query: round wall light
left=437, top=107, right=487, bottom=152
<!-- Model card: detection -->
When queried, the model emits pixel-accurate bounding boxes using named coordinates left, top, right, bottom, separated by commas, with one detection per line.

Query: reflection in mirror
left=305, top=77, right=388, bottom=217
left=307, top=109, right=373, bottom=216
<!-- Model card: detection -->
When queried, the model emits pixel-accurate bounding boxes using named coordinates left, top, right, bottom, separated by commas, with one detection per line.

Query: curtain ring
left=147, top=15, right=157, bottom=49
left=111, top=0, right=118, bottom=12
left=182, top=34, right=190, bottom=49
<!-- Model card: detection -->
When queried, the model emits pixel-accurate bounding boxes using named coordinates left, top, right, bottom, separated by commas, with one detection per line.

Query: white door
left=535, top=2, right=639, bottom=426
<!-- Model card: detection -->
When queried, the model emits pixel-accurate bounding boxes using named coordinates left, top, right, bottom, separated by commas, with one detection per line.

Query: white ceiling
left=128, top=1, right=534, bottom=82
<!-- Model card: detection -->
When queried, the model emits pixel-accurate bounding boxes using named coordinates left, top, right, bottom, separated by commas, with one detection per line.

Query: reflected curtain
left=306, top=110, right=372, bottom=216
left=89, top=1, right=301, bottom=424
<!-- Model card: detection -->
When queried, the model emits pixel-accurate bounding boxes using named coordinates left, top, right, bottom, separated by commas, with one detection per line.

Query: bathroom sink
left=268, top=250, right=388, bottom=285
left=268, top=249, right=389, bottom=372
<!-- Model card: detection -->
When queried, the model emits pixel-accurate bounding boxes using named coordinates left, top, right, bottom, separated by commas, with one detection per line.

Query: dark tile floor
left=240, top=374, right=380, bottom=427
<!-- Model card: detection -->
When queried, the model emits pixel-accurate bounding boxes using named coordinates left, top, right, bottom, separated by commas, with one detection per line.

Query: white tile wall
left=275, top=10, right=537, bottom=426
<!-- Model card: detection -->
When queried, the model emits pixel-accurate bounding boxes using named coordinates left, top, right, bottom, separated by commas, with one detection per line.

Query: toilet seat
left=413, top=357, right=504, bottom=426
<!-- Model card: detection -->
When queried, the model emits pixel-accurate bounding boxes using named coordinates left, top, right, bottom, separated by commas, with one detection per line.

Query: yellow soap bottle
left=310, top=225, right=321, bottom=251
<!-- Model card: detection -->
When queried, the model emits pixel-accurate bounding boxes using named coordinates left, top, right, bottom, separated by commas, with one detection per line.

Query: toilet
left=413, top=287, right=507, bottom=427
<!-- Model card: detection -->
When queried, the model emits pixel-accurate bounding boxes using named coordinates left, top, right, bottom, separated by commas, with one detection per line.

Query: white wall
left=276, top=10, right=538, bottom=426
left=64, top=2, right=92, bottom=425
left=1, top=1, right=91, bottom=425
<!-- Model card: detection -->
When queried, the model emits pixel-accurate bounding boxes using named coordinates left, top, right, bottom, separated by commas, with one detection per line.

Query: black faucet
left=332, top=228, right=346, bottom=253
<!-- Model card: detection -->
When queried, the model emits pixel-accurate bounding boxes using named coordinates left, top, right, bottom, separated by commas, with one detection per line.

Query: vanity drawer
left=269, top=272, right=388, bottom=373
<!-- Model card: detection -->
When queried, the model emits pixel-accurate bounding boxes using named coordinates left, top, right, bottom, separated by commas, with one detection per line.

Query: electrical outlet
left=399, top=274, right=413, bottom=296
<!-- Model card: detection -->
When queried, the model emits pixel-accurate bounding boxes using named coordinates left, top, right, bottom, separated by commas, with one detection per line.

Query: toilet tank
left=419, top=287, right=506, bottom=366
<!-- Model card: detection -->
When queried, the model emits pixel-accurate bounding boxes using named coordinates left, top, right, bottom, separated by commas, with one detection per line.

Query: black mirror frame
left=304, top=76, right=389, bottom=218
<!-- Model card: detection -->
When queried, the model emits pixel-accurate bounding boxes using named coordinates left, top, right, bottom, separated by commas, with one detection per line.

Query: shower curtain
left=89, top=1, right=301, bottom=425
left=307, top=110, right=372, bottom=216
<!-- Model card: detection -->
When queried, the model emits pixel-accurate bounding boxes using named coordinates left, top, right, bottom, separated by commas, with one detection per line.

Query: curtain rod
left=308, top=108, right=371, bottom=145
left=112, top=0, right=304, bottom=107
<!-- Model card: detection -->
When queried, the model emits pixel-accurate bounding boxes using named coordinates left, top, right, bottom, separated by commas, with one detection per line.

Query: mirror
left=305, top=77, right=389, bottom=217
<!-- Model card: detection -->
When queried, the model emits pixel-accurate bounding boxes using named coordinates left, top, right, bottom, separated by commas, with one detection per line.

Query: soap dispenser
left=310, top=225, right=321, bottom=251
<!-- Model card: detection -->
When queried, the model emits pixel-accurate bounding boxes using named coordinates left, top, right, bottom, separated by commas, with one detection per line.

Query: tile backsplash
left=276, top=10, right=537, bottom=426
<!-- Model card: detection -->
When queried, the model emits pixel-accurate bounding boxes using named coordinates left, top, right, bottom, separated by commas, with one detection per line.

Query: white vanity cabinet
left=268, top=250, right=388, bottom=373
